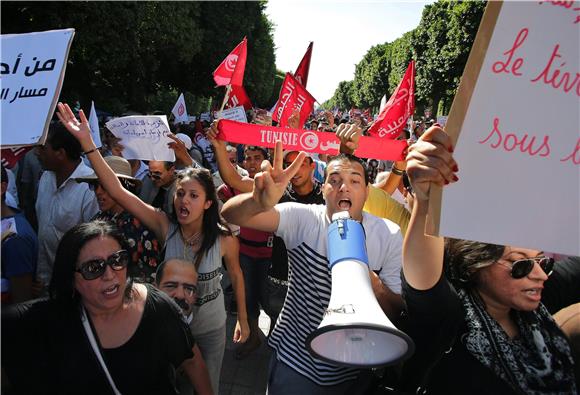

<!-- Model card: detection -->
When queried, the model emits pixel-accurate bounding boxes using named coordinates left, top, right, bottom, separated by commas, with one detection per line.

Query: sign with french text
left=105, top=115, right=175, bottom=162
left=430, top=1, right=579, bottom=256
left=1, top=29, right=75, bottom=147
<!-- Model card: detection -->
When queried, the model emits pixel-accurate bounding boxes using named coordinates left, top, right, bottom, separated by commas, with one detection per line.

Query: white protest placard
left=105, top=115, right=176, bottom=162
left=200, top=112, right=211, bottom=122
left=218, top=105, right=248, bottom=123
left=1, top=29, right=75, bottom=146
left=431, top=1, right=579, bottom=256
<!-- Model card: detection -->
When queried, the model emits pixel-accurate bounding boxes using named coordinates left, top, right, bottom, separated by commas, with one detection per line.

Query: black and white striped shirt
left=269, top=203, right=403, bottom=386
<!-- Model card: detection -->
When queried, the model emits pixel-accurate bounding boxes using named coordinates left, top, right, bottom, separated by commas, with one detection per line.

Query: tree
left=0, top=1, right=276, bottom=114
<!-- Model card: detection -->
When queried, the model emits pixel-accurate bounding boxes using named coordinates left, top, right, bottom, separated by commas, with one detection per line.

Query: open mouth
left=178, top=206, right=190, bottom=218
left=103, top=284, right=120, bottom=296
left=338, top=199, right=352, bottom=210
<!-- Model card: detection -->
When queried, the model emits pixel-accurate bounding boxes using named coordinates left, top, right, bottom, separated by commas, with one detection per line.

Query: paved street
left=219, top=290, right=272, bottom=395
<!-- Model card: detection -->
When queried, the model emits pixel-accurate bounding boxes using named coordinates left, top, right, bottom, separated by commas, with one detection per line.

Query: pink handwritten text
left=560, top=138, right=580, bottom=164
left=492, top=28, right=527, bottom=76
left=479, top=117, right=551, bottom=157
left=538, top=1, right=580, bottom=24
left=530, top=44, right=580, bottom=96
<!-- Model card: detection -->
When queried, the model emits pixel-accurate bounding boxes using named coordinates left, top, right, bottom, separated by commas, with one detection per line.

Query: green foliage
left=1, top=1, right=276, bottom=114
left=327, top=0, right=485, bottom=117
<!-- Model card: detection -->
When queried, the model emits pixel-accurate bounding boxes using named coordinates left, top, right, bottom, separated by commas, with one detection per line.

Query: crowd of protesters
left=1, top=100, right=578, bottom=395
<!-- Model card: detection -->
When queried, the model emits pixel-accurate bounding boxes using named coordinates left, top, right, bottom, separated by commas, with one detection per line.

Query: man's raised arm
left=221, top=141, right=305, bottom=232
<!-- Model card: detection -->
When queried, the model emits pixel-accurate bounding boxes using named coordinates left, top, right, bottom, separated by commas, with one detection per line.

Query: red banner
left=226, top=85, right=252, bottom=111
left=213, top=37, right=248, bottom=87
left=368, top=60, right=415, bottom=139
left=217, top=120, right=407, bottom=161
left=272, top=73, right=316, bottom=128
left=294, top=42, right=313, bottom=87
left=1, top=146, right=33, bottom=169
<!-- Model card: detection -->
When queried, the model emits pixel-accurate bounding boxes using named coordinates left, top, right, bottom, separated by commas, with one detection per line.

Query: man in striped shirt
left=222, top=141, right=403, bottom=394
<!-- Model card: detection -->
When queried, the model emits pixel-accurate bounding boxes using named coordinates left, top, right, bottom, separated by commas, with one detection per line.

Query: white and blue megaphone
left=306, top=211, right=414, bottom=367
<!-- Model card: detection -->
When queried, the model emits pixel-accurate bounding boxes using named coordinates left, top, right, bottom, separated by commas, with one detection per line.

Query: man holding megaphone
left=221, top=132, right=404, bottom=395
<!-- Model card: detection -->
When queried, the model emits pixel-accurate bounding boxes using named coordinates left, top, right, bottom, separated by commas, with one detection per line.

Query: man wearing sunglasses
left=139, top=160, right=177, bottom=216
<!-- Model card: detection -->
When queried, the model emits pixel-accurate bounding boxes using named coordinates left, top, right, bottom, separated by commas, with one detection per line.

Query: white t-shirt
left=35, top=162, right=99, bottom=285
left=269, top=203, right=402, bottom=386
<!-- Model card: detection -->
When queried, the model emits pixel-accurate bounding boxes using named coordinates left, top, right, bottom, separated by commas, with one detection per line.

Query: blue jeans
left=239, top=253, right=272, bottom=319
left=266, top=353, right=373, bottom=395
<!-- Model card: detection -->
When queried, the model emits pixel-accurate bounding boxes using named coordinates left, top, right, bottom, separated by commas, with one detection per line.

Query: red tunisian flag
left=213, top=37, right=248, bottom=87
left=367, top=60, right=415, bottom=139
left=226, top=85, right=253, bottom=111
left=272, top=73, right=316, bottom=128
left=294, top=42, right=313, bottom=87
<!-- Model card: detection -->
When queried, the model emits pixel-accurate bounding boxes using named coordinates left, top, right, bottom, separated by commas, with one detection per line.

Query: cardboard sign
left=105, top=115, right=175, bottom=162
left=1, top=28, right=75, bottom=146
left=430, top=1, right=579, bottom=256
left=217, top=105, right=248, bottom=123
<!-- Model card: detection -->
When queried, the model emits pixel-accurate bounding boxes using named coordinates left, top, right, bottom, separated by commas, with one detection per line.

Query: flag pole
left=219, top=85, right=232, bottom=113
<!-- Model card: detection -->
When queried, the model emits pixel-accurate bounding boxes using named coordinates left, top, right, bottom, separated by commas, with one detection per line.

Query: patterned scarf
left=457, top=288, right=577, bottom=395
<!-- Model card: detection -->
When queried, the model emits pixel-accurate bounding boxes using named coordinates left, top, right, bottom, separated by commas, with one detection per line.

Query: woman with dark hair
left=75, top=155, right=161, bottom=283
left=2, top=220, right=201, bottom=394
left=56, top=102, right=248, bottom=394
left=398, top=126, right=577, bottom=394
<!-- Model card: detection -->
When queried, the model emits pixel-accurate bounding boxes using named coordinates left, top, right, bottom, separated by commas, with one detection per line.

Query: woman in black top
left=399, top=126, right=576, bottom=394
left=3, top=220, right=198, bottom=394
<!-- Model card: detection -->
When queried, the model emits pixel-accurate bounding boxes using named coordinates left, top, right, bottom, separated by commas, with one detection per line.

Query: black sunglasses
left=148, top=171, right=162, bottom=181
left=76, top=250, right=130, bottom=280
left=89, top=179, right=135, bottom=191
left=497, top=256, right=554, bottom=279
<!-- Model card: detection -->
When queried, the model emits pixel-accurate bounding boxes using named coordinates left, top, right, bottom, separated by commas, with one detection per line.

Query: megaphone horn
left=306, top=211, right=414, bottom=368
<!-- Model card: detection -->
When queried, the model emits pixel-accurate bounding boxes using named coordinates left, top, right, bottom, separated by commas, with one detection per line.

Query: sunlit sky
left=265, top=0, right=433, bottom=104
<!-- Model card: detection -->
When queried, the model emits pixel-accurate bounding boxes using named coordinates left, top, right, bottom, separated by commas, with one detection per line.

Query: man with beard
left=156, top=259, right=213, bottom=395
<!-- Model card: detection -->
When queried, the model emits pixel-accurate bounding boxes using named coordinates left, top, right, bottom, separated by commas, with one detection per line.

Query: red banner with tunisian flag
left=294, top=42, right=313, bottom=87
left=367, top=60, right=415, bottom=139
left=213, top=37, right=248, bottom=87
left=217, top=120, right=408, bottom=161
left=226, top=85, right=252, bottom=111
left=272, top=73, right=316, bottom=128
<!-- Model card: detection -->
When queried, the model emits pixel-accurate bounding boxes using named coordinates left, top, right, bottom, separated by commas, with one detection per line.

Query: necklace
left=181, top=229, right=202, bottom=246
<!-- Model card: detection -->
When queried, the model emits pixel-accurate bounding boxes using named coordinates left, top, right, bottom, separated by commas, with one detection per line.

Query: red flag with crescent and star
left=213, top=37, right=248, bottom=87
left=367, top=60, right=415, bottom=139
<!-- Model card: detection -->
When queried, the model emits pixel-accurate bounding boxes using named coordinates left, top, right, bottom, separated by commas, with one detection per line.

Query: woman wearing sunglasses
left=398, top=125, right=577, bottom=394
left=3, top=220, right=203, bottom=394
left=55, top=102, right=248, bottom=395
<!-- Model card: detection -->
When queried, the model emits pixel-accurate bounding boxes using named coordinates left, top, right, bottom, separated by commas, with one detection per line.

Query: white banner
left=217, top=105, right=248, bottom=123
left=1, top=28, right=75, bottom=146
left=171, top=92, right=188, bottom=124
left=439, top=1, right=579, bottom=256
left=105, top=115, right=175, bottom=162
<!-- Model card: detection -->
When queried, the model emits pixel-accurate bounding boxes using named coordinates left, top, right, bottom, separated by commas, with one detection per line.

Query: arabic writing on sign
left=0, top=54, right=57, bottom=77
left=1, top=86, right=48, bottom=103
